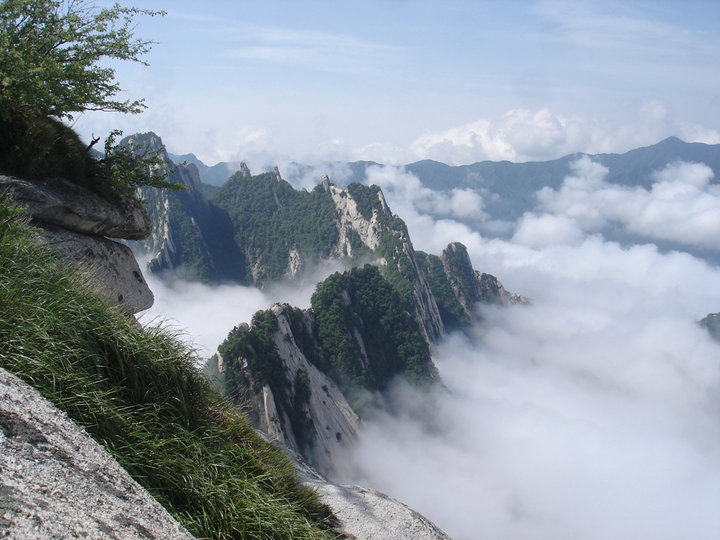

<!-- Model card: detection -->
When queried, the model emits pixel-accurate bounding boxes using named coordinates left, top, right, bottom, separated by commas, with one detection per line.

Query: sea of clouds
left=140, top=156, right=720, bottom=539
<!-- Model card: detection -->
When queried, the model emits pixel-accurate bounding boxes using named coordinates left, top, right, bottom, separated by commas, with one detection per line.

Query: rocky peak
left=212, top=303, right=360, bottom=475
left=320, top=173, right=331, bottom=192
left=440, top=241, right=521, bottom=308
left=121, top=131, right=170, bottom=163
left=700, top=312, right=720, bottom=341
left=239, top=161, right=252, bottom=177
left=327, top=183, right=444, bottom=341
left=273, top=165, right=282, bottom=182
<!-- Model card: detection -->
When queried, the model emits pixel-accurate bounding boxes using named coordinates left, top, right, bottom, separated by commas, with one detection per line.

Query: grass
left=0, top=199, right=337, bottom=539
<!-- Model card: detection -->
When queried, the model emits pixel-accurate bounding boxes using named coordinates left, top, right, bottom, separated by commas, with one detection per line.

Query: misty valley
left=135, top=134, right=720, bottom=540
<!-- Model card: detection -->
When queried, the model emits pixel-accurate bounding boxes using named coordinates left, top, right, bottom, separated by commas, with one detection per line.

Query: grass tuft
left=0, top=198, right=336, bottom=539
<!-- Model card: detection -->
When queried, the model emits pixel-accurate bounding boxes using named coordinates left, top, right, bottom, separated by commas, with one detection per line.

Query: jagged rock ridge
left=700, top=312, right=720, bottom=341
left=210, top=254, right=519, bottom=474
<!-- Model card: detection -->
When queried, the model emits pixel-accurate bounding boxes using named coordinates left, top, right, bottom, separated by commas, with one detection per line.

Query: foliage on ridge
left=218, top=264, right=434, bottom=423
left=0, top=1, right=179, bottom=198
left=212, top=172, right=338, bottom=284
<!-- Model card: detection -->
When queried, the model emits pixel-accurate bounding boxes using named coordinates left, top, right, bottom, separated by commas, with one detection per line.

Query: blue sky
left=75, top=0, right=720, bottom=167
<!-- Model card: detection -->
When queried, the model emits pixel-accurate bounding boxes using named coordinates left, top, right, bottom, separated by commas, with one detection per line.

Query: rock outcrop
left=439, top=241, right=526, bottom=312
left=0, top=175, right=153, bottom=313
left=0, top=368, right=194, bottom=539
left=210, top=303, right=361, bottom=476
left=700, top=312, right=720, bottom=341
left=328, top=183, right=444, bottom=341
left=293, top=452, right=452, bottom=540
left=131, top=133, right=245, bottom=283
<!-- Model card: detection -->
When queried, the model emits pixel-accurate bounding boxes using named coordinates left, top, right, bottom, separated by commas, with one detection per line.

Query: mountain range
left=173, top=136, right=720, bottom=221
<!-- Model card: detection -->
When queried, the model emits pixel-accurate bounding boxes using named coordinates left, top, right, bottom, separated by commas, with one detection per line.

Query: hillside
left=0, top=197, right=335, bottom=538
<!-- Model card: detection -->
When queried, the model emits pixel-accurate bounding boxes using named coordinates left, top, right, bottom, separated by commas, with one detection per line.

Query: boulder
left=0, top=368, right=194, bottom=540
left=0, top=175, right=151, bottom=240
left=39, top=226, right=154, bottom=313
left=0, top=175, right=154, bottom=314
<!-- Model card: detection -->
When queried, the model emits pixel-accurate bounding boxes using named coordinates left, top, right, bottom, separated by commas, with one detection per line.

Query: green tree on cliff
left=0, top=0, right=177, bottom=195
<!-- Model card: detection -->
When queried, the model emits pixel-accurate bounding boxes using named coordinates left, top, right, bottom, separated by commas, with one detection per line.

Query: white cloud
left=137, top=258, right=344, bottom=359
left=409, top=109, right=615, bottom=165
left=512, top=213, right=584, bottom=248
left=535, top=157, right=720, bottom=251
left=365, top=165, right=488, bottom=227
left=339, top=233, right=720, bottom=540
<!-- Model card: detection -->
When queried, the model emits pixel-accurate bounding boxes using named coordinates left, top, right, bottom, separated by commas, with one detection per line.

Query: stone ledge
left=0, top=175, right=151, bottom=240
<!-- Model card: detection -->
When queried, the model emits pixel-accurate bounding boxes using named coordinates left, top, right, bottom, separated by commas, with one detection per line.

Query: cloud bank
left=403, top=108, right=720, bottom=166
left=514, top=157, right=720, bottom=251
left=138, top=259, right=344, bottom=359
left=332, top=160, right=720, bottom=540
left=339, top=236, right=720, bottom=540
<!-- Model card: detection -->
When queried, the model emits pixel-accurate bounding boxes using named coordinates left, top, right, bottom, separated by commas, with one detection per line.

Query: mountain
left=177, top=138, right=720, bottom=262
left=207, top=258, right=520, bottom=474
left=700, top=313, right=720, bottom=342
left=129, top=134, right=246, bottom=283
left=404, top=136, right=720, bottom=223
left=168, top=151, right=243, bottom=186
left=129, top=133, right=517, bottom=473
left=138, top=136, right=510, bottom=342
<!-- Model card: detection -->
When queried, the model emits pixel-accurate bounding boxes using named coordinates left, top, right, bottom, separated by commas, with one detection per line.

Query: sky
left=74, top=0, right=720, bottom=168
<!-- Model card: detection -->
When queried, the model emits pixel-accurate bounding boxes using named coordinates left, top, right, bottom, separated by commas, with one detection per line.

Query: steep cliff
left=130, top=133, right=245, bottom=282
left=700, top=313, right=720, bottom=341
left=209, top=303, right=361, bottom=475
left=418, top=242, right=526, bottom=329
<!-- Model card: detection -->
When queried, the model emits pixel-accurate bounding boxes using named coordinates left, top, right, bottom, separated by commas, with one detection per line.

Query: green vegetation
left=144, top=183, right=246, bottom=283
left=212, top=172, right=338, bottom=284
left=344, top=183, right=418, bottom=310
left=0, top=199, right=335, bottom=539
left=346, top=182, right=382, bottom=220
left=441, top=243, right=477, bottom=296
left=0, top=0, right=178, bottom=197
left=310, top=265, right=433, bottom=392
left=217, top=265, right=433, bottom=423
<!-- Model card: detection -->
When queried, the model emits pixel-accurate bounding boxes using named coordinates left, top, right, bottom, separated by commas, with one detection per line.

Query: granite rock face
left=0, top=368, right=194, bottom=540
left=0, top=176, right=151, bottom=239
left=287, top=443, right=452, bottom=540
left=210, top=303, right=360, bottom=476
left=0, top=174, right=154, bottom=314
left=329, top=183, right=445, bottom=341
left=39, top=225, right=154, bottom=312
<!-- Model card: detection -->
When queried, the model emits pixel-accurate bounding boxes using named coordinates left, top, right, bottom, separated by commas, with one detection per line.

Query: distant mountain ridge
left=182, top=136, right=719, bottom=189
